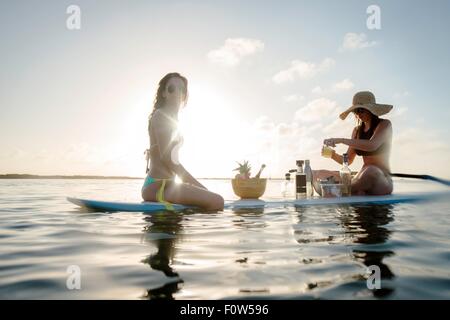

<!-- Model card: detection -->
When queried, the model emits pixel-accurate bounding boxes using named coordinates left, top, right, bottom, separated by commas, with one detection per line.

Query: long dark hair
left=149, top=72, right=189, bottom=118
left=145, top=73, right=188, bottom=173
left=356, top=110, right=381, bottom=138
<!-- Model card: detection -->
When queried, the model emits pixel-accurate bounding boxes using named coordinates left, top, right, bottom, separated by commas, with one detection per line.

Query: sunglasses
left=167, top=84, right=186, bottom=95
left=353, top=108, right=366, bottom=114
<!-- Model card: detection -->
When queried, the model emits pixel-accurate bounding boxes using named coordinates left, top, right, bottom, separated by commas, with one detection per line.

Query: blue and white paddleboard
left=67, top=191, right=449, bottom=213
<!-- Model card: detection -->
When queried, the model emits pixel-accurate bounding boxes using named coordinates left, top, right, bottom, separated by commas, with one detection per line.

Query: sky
left=1, top=0, right=450, bottom=179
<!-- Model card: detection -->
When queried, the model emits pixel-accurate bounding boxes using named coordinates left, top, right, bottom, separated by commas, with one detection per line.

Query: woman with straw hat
left=313, top=91, right=394, bottom=195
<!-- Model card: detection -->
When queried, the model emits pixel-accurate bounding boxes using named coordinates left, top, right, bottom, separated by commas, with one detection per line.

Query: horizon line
left=0, top=173, right=282, bottom=180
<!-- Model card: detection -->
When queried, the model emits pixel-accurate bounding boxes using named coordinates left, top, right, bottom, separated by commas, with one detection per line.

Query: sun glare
left=119, top=83, right=262, bottom=178
left=178, top=83, right=246, bottom=177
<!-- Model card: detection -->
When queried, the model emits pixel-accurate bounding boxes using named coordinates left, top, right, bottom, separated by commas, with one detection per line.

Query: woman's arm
left=325, top=120, right=392, bottom=152
left=331, top=151, right=343, bottom=165
left=331, top=148, right=356, bottom=165
left=330, top=128, right=357, bottom=165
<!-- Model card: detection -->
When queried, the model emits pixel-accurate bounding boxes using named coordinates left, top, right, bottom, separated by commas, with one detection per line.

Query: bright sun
left=121, top=82, right=259, bottom=178
left=178, top=83, right=247, bottom=178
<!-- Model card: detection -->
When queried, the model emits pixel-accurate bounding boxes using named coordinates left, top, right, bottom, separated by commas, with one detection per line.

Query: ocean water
left=0, top=178, right=449, bottom=300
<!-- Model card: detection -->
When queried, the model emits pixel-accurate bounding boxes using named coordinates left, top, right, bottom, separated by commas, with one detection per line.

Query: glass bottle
left=295, top=160, right=306, bottom=199
left=340, top=153, right=352, bottom=197
left=304, top=160, right=314, bottom=198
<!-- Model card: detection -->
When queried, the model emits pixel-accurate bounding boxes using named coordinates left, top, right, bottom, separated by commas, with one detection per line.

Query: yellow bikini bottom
left=143, top=176, right=174, bottom=211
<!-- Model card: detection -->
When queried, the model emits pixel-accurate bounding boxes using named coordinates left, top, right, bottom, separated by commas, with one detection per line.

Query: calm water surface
left=0, top=179, right=449, bottom=299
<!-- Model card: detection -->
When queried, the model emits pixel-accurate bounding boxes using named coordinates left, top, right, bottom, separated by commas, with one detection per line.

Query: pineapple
left=233, top=160, right=251, bottom=179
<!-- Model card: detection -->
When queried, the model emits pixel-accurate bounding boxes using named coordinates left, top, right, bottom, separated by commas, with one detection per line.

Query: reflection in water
left=144, top=280, right=184, bottom=300
left=232, top=207, right=265, bottom=215
left=231, top=207, right=268, bottom=271
left=231, top=207, right=266, bottom=230
left=293, top=204, right=396, bottom=298
left=140, top=212, right=184, bottom=300
left=293, top=207, right=335, bottom=244
left=339, top=204, right=395, bottom=298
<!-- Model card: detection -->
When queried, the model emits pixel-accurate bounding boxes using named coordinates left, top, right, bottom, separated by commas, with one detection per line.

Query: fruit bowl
left=231, top=178, right=267, bottom=199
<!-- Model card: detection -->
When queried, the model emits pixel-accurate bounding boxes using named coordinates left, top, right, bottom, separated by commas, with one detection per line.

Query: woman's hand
left=323, top=138, right=344, bottom=147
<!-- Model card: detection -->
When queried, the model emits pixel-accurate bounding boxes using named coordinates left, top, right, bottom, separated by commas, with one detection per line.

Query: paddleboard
left=67, top=191, right=449, bottom=213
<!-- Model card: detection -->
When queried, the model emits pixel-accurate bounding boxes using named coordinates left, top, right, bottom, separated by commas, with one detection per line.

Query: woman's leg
left=163, top=182, right=224, bottom=211
left=142, top=181, right=162, bottom=202
left=142, top=181, right=224, bottom=211
left=351, top=165, right=393, bottom=195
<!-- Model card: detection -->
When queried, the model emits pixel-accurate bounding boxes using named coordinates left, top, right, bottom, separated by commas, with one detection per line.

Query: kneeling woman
left=315, top=91, right=394, bottom=196
left=142, top=73, right=224, bottom=211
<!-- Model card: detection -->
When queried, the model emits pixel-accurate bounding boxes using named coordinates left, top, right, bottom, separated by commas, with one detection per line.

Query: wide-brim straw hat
left=339, top=91, right=393, bottom=120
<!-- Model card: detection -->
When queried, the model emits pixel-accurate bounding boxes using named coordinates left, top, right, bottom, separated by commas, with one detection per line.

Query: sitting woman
left=142, top=72, right=224, bottom=211
left=314, top=91, right=394, bottom=196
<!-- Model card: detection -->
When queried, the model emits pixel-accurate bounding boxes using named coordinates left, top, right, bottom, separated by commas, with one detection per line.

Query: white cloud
left=332, top=79, right=354, bottom=92
left=0, top=147, right=27, bottom=160
left=277, top=122, right=293, bottom=135
left=0, top=142, right=142, bottom=176
left=340, top=33, right=378, bottom=52
left=390, top=106, right=408, bottom=118
left=322, top=117, right=355, bottom=136
left=253, top=115, right=276, bottom=132
left=392, top=127, right=450, bottom=177
left=295, top=98, right=338, bottom=123
left=393, top=91, right=410, bottom=98
left=272, top=58, right=335, bottom=84
left=312, top=86, right=323, bottom=94
left=311, top=79, right=354, bottom=95
left=283, top=94, right=305, bottom=103
left=207, top=38, right=264, bottom=67
left=236, top=99, right=358, bottom=176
